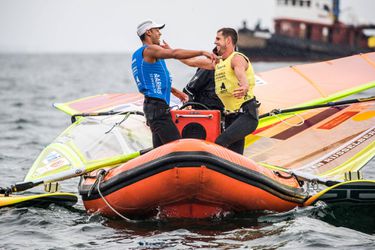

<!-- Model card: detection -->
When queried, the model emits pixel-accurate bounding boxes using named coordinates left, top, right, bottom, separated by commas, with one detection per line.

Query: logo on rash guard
left=150, top=73, right=162, bottom=94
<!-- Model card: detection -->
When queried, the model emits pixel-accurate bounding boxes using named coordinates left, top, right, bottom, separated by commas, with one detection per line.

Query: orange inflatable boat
left=79, top=139, right=306, bottom=219
left=78, top=110, right=307, bottom=219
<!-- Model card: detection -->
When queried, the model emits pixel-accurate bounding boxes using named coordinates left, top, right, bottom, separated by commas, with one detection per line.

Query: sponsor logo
left=43, top=151, right=61, bottom=164
left=216, top=64, right=225, bottom=70
left=220, top=82, right=227, bottom=94
left=311, top=128, right=375, bottom=169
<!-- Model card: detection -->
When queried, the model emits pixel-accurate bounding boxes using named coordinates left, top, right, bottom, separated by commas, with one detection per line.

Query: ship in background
left=237, top=0, right=375, bottom=61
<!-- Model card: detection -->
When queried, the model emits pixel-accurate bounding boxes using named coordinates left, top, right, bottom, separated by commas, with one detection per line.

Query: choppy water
left=0, top=54, right=374, bottom=249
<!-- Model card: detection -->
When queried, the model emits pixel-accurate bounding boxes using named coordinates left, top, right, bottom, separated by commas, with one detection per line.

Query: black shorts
left=143, top=96, right=181, bottom=148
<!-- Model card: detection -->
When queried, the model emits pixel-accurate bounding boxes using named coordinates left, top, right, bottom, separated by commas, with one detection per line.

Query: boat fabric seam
left=79, top=151, right=307, bottom=203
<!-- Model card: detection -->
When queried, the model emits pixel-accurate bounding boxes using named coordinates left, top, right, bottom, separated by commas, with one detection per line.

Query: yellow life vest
left=214, top=52, right=255, bottom=112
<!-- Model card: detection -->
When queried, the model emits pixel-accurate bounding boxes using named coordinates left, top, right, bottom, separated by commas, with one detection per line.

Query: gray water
left=0, top=54, right=374, bottom=249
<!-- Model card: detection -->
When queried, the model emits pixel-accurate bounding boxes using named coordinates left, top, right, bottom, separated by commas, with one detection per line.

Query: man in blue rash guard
left=132, top=19, right=214, bottom=148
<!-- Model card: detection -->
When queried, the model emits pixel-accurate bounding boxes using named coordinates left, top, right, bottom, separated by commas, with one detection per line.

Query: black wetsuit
left=215, top=98, right=259, bottom=154
left=183, top=68, right=224, bottom=111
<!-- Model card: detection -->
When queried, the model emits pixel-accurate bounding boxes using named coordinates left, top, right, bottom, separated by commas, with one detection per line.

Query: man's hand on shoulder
left=202, top=51, right=217, bottom=63
left=160, top=40, right=171, bottom=49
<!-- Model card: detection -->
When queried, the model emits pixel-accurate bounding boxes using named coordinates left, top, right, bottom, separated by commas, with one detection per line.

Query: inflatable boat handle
left=175, top=114, right=213, bottom=119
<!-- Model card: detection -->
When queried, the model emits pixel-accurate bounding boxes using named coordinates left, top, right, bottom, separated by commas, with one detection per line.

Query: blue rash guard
left=131, top=45, right=172, bottom=104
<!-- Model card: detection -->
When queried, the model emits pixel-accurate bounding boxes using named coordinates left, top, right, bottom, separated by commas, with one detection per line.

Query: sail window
left=66, top=121, right=124, bottom=161
left=58, top=115, right=152, bottom=162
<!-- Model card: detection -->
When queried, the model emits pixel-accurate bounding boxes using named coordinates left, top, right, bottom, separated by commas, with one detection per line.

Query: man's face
left=214, top=31, right=227, bottom=56
left=148, top=28, right=162, bottom=45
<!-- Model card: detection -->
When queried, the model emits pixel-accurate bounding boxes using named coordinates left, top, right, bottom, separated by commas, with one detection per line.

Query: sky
left=0, top=0, right=374, bottom=53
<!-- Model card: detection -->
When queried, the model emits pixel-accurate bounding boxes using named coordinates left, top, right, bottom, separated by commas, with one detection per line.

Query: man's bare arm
left=232, top=55, right=249, bottom=99
left=159, top=41, right=215, bottom=70
left=144, top=45, right=213, bottom=61
left=180, top=57, right=215, bottom=70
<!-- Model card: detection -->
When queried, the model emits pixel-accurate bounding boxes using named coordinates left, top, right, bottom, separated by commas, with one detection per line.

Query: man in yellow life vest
left=183, top=28, right=259, bottom=154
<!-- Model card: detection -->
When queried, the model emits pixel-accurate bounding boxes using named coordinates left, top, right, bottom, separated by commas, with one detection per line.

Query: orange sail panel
left=245, top=101, right=375, bottom=180
left=255, top=52, right=375, bottom=114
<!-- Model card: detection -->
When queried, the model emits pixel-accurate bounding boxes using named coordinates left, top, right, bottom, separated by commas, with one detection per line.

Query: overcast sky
left=0, top=0, right=374, bottom=53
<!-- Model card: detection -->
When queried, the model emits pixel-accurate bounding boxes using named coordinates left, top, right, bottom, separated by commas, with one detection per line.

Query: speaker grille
left=181, top=123, right=207, bottom=140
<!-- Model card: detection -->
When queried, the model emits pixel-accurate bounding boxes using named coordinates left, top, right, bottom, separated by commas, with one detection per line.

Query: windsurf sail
left=24, top=111, right=152, bottom=183
left=255, top=52, right=375, bottom=128
left=23, top=93, right=184, bottom=185
left=243, top=52, right=375, bottom=182
left=244, top=99, right=375, bottom=181
left=23, top=52, right=375, bottom=187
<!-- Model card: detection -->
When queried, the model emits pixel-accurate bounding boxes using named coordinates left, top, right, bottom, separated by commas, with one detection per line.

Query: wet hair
left=217, top=28, right=238, bottom=46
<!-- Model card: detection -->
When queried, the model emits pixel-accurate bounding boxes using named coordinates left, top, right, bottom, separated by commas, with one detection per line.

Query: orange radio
left=170, top=109, right=221, bottom=142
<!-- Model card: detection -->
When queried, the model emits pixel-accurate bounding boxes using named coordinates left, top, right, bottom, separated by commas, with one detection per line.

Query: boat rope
left=95, top=170, right=139, bottom=223
left=269, top=111, right=305, bottom=127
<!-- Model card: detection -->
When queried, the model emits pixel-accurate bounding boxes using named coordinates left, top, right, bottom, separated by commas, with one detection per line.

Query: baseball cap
left=137, top=19, right=165, bottom=36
